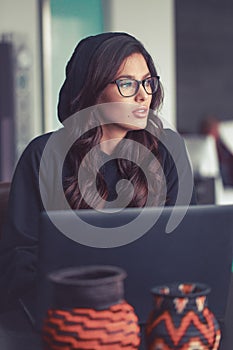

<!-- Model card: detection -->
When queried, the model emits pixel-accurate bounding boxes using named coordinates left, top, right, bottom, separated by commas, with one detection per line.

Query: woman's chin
left=127, top=119, right=148, bottom=131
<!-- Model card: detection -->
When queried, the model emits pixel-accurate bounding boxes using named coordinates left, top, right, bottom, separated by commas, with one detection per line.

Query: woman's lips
left=132, top=106, right=148, bottom=118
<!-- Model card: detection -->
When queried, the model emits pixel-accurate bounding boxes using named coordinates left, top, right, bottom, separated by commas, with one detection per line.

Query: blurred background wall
left=0, top=0, right=42, bottom=180
left=176, top=0, right=233, bottom=134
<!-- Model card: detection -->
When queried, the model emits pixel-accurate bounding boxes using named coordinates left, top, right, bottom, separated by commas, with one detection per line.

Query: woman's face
left=97, top=53, right=153, bottom=143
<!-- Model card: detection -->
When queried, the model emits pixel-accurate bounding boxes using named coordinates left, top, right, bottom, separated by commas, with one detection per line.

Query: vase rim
left=48, top=265, right=127, bottom=286
left=151, top=282, right=211, bottom=298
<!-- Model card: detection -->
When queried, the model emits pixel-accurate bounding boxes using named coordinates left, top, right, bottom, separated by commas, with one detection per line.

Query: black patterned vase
left=145, top=282, right=221, bottom=350
left=42, top=265, right=140, bottom=349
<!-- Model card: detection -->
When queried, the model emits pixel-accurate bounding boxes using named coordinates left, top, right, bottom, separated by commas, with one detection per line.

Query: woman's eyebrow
left=115, top=74, right=134, bottom=79
left=142, top=72, right=151, bottom=79
left=115, top=73, right=151, bottom=80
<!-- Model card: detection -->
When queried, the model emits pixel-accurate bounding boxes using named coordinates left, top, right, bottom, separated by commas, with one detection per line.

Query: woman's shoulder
left=26, top=132, right=53, bottom=151
left=17, top=132, right=52, bottom=164
left=22, top=129, right=65, bottom=158
left=11, top=132, right=55, bottom=176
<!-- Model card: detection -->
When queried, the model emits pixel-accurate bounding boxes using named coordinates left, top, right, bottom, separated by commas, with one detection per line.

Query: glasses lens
left=144, top=77, right=159, bottom=95
left=118, top=79, right=138, bottom=97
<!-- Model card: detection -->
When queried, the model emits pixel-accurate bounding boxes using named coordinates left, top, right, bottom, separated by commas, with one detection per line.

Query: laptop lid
left=35, top=205, right=233, bottom=330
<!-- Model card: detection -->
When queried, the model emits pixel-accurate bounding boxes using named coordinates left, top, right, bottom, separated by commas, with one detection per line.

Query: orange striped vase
left=42, top=265, right=140, bottom=349
left=145, top=282, right=221, bottom=350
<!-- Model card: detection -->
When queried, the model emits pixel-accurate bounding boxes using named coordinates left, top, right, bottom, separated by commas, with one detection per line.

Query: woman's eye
left=120, top=80, right=133, bottom=89
left=145, top=78, right=152, bottom=87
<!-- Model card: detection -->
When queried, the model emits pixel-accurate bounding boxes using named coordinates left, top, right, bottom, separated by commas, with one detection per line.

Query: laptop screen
left=35, top=204, right=233, bottom=330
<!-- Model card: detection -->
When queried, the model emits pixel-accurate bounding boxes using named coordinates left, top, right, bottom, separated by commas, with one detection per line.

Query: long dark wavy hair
left=63, top=35, right=165, bottom=209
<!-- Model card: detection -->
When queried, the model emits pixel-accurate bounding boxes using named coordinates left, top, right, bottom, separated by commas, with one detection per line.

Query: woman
left=0, top=32, right=195, bottom=311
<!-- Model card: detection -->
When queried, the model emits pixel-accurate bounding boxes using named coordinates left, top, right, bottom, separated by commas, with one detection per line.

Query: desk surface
left=0, top=274, right=233, bottom=350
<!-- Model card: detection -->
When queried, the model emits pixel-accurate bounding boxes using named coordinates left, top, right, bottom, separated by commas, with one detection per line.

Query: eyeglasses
left=110, top=76, right=160, bottom=97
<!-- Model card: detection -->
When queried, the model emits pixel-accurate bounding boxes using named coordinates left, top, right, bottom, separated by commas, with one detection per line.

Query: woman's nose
left=134, top=85, right=148, bottom=102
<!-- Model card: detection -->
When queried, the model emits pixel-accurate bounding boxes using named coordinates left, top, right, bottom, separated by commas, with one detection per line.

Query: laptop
left=35, top=204, right=233, bottom=332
